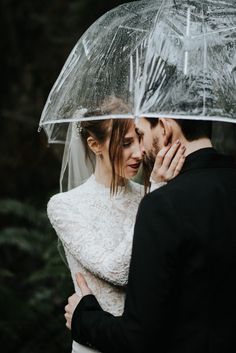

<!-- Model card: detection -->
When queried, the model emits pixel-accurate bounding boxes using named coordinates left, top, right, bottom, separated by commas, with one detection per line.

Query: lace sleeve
left=149, top=177, right=167, bottom=192
left=47, top=193, right=132, bottom=287
left=93, top=232, right=132, bottom=286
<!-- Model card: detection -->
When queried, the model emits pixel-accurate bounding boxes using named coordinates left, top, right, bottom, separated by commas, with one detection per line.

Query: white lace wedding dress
left=47, top=174, right=146, bottom=353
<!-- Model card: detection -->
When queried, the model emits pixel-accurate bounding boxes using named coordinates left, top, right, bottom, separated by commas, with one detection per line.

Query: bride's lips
left=128, top=163, right=141, bottom=170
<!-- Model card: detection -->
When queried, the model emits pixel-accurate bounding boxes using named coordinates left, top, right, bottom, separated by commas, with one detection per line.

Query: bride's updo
left=78, top=96, right=134, bottom=194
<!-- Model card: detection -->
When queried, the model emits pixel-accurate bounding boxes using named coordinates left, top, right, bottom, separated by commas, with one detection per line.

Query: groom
left=65, top=117, right=236, bottom=353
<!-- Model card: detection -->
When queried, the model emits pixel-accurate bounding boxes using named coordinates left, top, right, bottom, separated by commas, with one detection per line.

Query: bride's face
left=120, top=122, right=143, bottom=179
left=99, top=120, right=143, bottom=180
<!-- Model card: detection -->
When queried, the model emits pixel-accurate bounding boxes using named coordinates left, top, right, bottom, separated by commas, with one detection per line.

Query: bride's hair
left=79, top=96, right=134, bottom=194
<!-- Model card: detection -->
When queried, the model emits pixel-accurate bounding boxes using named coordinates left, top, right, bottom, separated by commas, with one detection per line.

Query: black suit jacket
left=72, top=148, right=236, bottom=353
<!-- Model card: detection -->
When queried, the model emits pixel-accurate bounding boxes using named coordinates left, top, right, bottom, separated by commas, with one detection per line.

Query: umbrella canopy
left=39, top=0, right=236, bottom=143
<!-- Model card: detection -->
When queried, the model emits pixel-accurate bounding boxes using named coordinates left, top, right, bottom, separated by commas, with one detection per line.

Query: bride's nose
left=132, top=144, right=143, bottom=160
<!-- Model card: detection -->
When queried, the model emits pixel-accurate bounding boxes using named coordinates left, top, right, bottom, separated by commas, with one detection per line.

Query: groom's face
left=135, top=118, right=163, bottom=165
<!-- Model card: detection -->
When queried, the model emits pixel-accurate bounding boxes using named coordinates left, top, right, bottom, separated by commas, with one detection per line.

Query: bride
left=47, top=98, right=185, bottom=353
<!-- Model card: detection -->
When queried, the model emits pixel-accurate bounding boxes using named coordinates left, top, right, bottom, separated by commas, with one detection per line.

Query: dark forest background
left=1, top=1, right=236, bottom=352
left=0, top=1, right=133, bottom=352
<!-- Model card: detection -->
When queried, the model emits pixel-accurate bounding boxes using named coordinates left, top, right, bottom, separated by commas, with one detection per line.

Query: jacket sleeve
left=72, top=190, right=184, bottom=353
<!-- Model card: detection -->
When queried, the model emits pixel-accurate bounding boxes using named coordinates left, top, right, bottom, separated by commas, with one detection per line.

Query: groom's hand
left=76, top=272, right=93, bottom=296
left=64, top=293, right=80, bottom=330
left=64, top=273, right=93, bottom=330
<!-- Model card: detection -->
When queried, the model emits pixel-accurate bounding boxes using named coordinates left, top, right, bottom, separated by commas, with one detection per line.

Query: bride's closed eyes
left=122, top=137, right=133, bottom=148
left=122, top=129, right=143, bottom=148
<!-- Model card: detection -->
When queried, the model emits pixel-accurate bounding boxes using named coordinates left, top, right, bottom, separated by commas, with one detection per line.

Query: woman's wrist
left=149, top=177, right=167, bottom=192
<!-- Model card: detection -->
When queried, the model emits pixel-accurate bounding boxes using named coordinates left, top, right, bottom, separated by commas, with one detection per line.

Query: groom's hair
left=176, top=119, right=212, bottom=141
left=145, top=118, right=159, bottom=128
left=145, top=118, right=212, bottom=141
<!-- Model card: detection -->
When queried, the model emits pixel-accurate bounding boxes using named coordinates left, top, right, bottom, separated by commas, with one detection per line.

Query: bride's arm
left=89, top=231, right=133, bottom=286
left=47, top=194, right=132, bottom=287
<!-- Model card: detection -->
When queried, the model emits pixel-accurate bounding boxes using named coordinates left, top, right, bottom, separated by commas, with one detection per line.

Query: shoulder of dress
left=47, top=184, right=87, bottom=217
left=47, top=187, right=77, bottom=204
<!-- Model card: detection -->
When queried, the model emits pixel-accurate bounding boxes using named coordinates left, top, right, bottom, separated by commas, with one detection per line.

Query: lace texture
left=48, top=174, right=164, bottom=317
left=47, top=175, right=144, bottom=316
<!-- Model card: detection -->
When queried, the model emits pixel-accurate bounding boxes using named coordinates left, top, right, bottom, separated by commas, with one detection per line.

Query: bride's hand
left=150, top=140, right=186, bottom=183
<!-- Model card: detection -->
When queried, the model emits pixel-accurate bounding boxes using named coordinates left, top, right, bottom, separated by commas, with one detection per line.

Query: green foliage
left=0, top=199, right=73, bottom=353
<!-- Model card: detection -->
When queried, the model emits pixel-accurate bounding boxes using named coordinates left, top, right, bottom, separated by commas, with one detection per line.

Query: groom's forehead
left=134, top=120, right=144, bottom=135
left=135, top=118, right=149, bottom=132
left=134, top=118, right=144, bottom=128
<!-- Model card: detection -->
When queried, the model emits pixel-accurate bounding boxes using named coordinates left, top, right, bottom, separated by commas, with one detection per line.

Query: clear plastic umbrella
left=40, top=0, right=236, bottom=266
left=39, top=0, right=236, bottom=144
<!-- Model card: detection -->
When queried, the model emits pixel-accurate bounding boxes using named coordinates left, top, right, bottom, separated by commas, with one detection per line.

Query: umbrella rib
left=192, top=26, right=236, bottom=39
left=142, top=114, right=236, bottom=123
left=40, top=115, right=135, bottom=125
left=119, top=25, right=148, bottom=33
left=201, top=4, right=207, bottom=117
left=184, top=7, right=191, bottom=75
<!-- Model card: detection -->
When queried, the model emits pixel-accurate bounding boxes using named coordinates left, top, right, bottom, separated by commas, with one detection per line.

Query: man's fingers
left=64, top=304, right=69, bottom=313
left=66, top=320, right=72, bottom=330
left=65, top=298, right=70, bottom=312
left=76, top=272, right=88, bottom=290
left=64, top=292, right=81, bottom=332
left=76, top=272, right=92, bottom=296
left=68, top=294, right=79, bottom=305
left=64, top=312, right=71, bottom=320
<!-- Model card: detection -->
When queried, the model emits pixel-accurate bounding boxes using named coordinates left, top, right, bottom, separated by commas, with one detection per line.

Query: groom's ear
left=159, top=118, right=173, bottom=146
